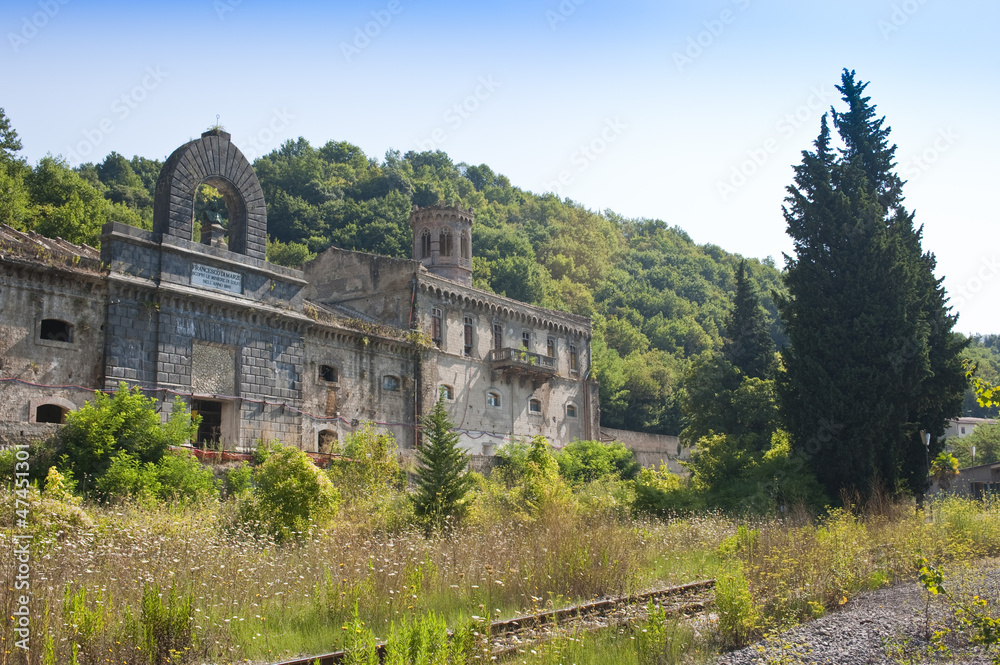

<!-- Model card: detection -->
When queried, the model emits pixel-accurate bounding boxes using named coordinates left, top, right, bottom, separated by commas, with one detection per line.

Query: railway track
left=271, top=579, right=715, bottom=665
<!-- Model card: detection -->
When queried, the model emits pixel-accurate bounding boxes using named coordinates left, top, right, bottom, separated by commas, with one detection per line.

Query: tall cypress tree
left=412, top=396, right=475, bottom=532
left=779, top=70, right=966, bottom=501
left=723, top=259, right=776, bottom=380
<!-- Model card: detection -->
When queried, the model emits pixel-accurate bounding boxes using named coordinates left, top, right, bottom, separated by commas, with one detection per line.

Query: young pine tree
left=412, top=397, right=474, bottom=532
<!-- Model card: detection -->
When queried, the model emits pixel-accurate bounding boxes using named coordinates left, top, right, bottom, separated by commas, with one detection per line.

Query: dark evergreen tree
left=779, top=70, right=967, bottom=502
left=0, top=107, right=23, bottom=162
left=724, top=260, right=776, bottom=379
left=412, top=396, right=475, bottom=532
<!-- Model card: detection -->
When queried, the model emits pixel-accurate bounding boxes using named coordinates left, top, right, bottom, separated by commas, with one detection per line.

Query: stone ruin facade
left=0, top=130, right=600, bottom=455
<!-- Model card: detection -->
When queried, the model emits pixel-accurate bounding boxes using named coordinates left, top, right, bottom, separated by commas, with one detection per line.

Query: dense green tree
left=949, top=424, right=1000, bottom=468
left=412, top=397, right=475, bottom=531
left=0, top=107, right=22, bottom=161
left=724, top=260, right=775, bottom=379
left=778, top=70, right=967, bottom=501
left=556, top=439, right=640, bottom=484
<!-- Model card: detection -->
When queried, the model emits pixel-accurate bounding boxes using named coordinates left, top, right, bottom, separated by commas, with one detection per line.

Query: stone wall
left=601, top=427, right=691, bottom=474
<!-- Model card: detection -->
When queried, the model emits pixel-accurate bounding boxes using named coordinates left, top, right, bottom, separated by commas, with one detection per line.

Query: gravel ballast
left=715, top=560, right=1000, bottom=665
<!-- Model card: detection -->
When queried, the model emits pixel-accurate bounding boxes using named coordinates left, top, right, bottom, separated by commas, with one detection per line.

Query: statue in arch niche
left=153, top=128, right=266, bottom=260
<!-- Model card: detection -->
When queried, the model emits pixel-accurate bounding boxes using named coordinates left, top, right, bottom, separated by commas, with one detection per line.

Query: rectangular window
left=464, top=316, right=474, bottom=356
left=569, top=344, right=578, bottom=373
left=547, top=338, right=555, bottom=358
left=566, top=404, right=578, bottom=418
left=522, top=330, right=531, bottom=349
left=431, top=308, right=443, bottom=347
left=529, top=398, right=542, bottom=414
left=440, top=384, right=454, bottom=400
left=493, top=323, right=503, bottom=351
left=319, top=364, right=338, bottom=382
left=383, top=375, right=400, bottom=391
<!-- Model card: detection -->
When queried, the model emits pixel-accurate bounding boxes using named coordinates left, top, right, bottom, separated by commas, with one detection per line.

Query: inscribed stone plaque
left=191, top=263, right=242, bottom=294
left=191, top=342, right=236, bottom=395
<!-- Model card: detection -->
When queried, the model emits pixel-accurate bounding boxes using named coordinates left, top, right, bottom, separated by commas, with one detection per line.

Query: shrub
left=715, top=563, right=761, bottom=648
left=557, top=439, right=640, bottom=484
left=241, top=441, right=340, bottom=542
left=329, top=421, right=400, bottom=500
left=56, top=384, right=198, bottom=491
left=632, top=465, right=703, bottom=516
left=154, top=450, right=216, bottom=503
left=221, top=462, right=252, bottom=499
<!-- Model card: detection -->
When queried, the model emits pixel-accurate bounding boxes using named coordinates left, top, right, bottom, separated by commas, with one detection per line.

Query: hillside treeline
left=1, top=109, right=994, bottom=435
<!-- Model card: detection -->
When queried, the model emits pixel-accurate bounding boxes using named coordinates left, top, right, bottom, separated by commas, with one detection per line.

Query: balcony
left=488, top=347, right=557, bottom=379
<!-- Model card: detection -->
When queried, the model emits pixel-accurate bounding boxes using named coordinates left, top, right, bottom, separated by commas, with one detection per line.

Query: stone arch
left=153, top=129, right=266, bottom=260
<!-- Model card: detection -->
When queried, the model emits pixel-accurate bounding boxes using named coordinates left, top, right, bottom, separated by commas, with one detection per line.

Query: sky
left=2, top=0, right=998, bottom=333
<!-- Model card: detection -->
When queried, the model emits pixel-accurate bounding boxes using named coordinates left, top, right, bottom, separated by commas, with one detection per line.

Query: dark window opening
left=461, top=232, right=470, bottom=260
left=547, top=338, right=555, bottom=358
left=421, top=230, right=431, bottom=259
left=440, top=230, right=453, bottom=257
left=383, top=375, right=400, bottom=391
left=192, top=399, right=223, bottom=446
left=35, top=404, right=66, bottom=424
left=493, top=323, right=503, bottom=351
left=487, top=391, right=501, bottom=408
left=529, top=398, right=542, bottom=414
left=318, top=429, right=337, bottom=454
left=522, top=331, right=531, bottom=349
left=440, top=384, right=454, bottom=400
left=431, top=308, right=443, bottom=347
left=567, top=404, right=578, bottom=418
left=569, top=344, right=578, bottom=372
left=40, top=319, right=73, bottom=343
left=464, top=316, right=474, bottom=356
left=319, top=364, right=338, bottom=382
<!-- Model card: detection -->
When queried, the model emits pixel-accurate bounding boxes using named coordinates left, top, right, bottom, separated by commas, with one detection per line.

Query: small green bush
left=154, top=450, right=216, bottom=503
left=239, top=441, right=340, bottom=542
left=95, top=451, right=161, bottom=503
left=221, top=462, right=252, bottom=499
left=715, top=563, right=761, bottom=649
left=557, top=439, right=641, bottom=484
left=632, top=465, right=703, bottom=516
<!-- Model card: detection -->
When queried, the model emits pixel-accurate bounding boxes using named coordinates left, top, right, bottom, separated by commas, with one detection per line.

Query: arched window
left=440, top=384, right=454, bottom=400
left=420, top=230, right=431, bottom=259
left=528, top=398, right=542, bottom=414
left=319, top=364, right=338, bottom=382
left=318, top=429, right=338, bottom=454
left=569, top=344, right=579, bottom=373
left=40, top=319, right=73, bottom=343
left=383, top=375, right=400, bottom=391
left=487, top=390, right=501, bottom=408
left=35, top=404, right=67, bottom=424
left=460, top=232, right=470, bottom=260
left=566, top=403, right=578, bottom=418
left=440, top=229, right=453, bottom=257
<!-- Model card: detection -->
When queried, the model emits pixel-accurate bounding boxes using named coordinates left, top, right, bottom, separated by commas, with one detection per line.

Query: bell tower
left=410, top=204, right=474, bottom=286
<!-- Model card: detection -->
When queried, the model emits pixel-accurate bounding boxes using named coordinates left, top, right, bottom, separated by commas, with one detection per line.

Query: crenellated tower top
left=409, top=204, right=474, bottom=286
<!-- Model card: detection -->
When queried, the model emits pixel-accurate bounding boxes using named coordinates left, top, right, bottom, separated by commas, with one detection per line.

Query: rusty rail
left=270, top=579, right=714, bottom=665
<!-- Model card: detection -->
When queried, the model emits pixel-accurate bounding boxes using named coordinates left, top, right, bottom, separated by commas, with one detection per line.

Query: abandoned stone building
left=0, top=129, right=599, bottom=455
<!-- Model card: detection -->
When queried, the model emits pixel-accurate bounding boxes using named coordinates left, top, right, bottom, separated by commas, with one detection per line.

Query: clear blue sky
left=3, top=0, right=997, bottom=332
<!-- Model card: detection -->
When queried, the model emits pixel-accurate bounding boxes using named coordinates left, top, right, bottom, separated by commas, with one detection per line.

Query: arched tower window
left=460, top=232, right=470, bottom=260
left=440, top=229, right=453, bottom=257
left=420, top=230, right=431, bottom=259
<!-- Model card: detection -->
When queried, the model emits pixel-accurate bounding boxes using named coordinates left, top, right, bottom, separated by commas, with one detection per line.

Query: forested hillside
left=0, top=111, right=894, bottom=435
